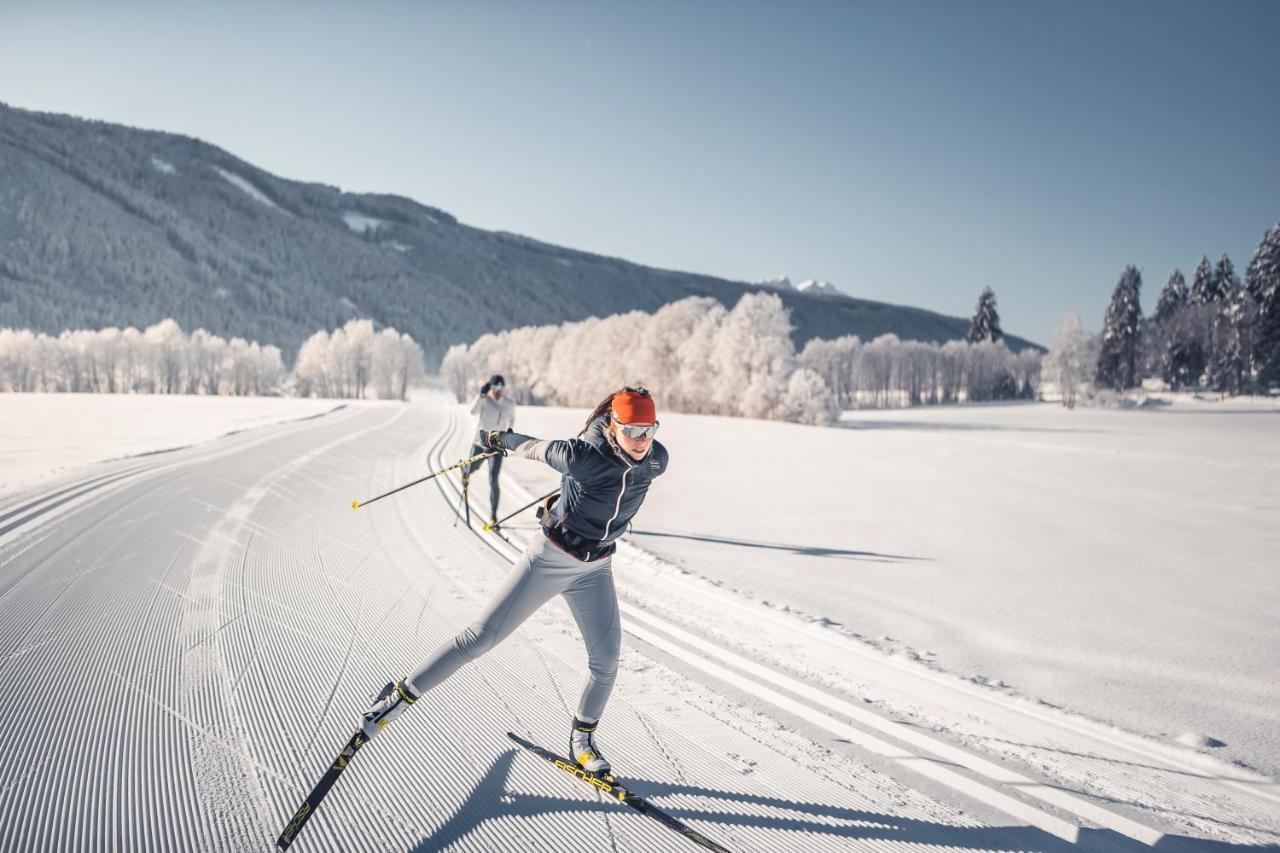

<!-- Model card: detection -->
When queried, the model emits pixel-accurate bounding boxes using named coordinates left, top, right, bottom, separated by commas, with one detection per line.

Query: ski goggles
left=490, top=382, right=504, bottom=390
left=616, top=422, right=658, bottom=440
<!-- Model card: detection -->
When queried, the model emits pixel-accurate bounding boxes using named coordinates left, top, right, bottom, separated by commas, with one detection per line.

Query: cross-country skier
left=364, top=387, right=666, bottom=775
left=464, top=374, right=516, bottom=526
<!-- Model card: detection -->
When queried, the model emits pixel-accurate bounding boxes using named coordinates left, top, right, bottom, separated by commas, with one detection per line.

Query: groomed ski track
left=0, top=396, right=1274, bottom=851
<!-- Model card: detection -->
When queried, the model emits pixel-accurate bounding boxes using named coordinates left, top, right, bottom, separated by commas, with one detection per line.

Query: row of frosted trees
left=293, top=319, right=427, bottom=401
left=0, top=319, right=285, bottom=396
left=800, top=335, right=1040, bottom=409
left=0, top=318, right=425, bottom=400
left=441, top=292, right=1042, bottom=424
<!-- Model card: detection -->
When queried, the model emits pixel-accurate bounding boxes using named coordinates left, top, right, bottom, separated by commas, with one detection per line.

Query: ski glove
left=480, top=382, right=491, bottom=395
left=480, top=429, right=509, bottom=456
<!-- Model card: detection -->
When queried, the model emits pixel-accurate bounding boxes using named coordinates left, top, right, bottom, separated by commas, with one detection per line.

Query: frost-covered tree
left=144, top=319, right=185, bottom=394
left=292, top=330, right=331, bottom=398
left=372, top=329, right=426, bottom=400
left=966, top=287, right=1004, bottom=344
left=1095, top=266, right=1144, bottom=391
left=778, top=368, right=839, bottom=425
left=710, top=292, right=795, bottom=419
left=0, top=329, right=38, bottom=391
left=674, top=303, right=728, bottom=413
left=856, top=334, right=898, bottom=407
left=290, top=319, right=424, bottom=399
left=1044, top=313, right=1094, bottom=408
left=1014, top=348, right=1042, bottom=399
left=1246, top=223, right=1280, bottom=387
left=0, top=320, right=287, bottom=395
left=437, top=294, right=1039, bottom=419
left=635, top=297, right=718, bottom=413
left=344, top=319, right=376, bottom=400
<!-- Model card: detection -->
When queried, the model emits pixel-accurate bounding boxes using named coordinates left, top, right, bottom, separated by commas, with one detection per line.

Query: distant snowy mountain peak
left=758, top=276, right=843, bottom=297
left=796, top=279, right=842, bottom=296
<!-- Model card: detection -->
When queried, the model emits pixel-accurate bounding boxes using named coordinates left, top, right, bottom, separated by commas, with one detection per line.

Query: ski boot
left=361, top=678, right=417, bottom=740
left=570, top=717, right=611, bottom=776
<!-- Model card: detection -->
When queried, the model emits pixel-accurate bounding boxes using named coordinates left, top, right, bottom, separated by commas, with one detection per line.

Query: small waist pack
left=541, top=517, right=614, bottom=563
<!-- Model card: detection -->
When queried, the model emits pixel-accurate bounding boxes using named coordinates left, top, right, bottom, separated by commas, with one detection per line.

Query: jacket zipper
left=601, top=463, right=632, bottom=541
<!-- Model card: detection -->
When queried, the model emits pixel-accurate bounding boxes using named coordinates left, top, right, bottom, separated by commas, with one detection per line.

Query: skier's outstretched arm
left=484, top=430, right=582, bottom=475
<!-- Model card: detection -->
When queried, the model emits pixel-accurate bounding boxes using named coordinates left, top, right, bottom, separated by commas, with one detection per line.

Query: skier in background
left=365, top=387, right=667, bottom=775
left=464, top=374, right=515, bottom=527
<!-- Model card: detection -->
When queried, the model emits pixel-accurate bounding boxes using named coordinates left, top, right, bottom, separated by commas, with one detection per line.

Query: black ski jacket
left=501, top=416, right=668, bottom=547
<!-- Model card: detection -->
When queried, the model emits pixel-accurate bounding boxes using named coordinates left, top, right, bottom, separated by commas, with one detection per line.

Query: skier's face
left=610, top=421, right=653, bottom=461
left=489, top=384, right=504, bottom=400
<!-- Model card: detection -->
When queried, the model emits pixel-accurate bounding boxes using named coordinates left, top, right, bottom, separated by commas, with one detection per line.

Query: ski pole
left=483, top=490, right=559, bottom=532
left=352, top=450, right=496, bottom=510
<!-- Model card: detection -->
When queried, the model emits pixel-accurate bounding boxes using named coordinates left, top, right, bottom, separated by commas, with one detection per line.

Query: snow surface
left=498, top=397, right=1280, bottom=779
left=150, top=155, right=176, bottom=174
left=1, top=391, right=1277, bottom=848
left=214, top=166, right=283, bottom=210
left=0, top=393, right=347, bottom=495
left=0, top=397, right=1015, bottom=852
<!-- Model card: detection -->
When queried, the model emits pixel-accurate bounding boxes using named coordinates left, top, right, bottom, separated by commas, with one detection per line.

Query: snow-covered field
left=0, top=393, right=350, bottom=494
left=498, top=396, right=1280, bottom=779
left=2, top=389, right=1277, bottom=850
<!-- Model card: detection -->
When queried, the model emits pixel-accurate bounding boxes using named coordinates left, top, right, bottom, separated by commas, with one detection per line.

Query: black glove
left=480, top=382, right=491, bottom=395
left=480, top=429, right=508, bottom=456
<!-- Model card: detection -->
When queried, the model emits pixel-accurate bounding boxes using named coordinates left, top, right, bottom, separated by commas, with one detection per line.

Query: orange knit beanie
left=610, top=390, right=656, bottom=424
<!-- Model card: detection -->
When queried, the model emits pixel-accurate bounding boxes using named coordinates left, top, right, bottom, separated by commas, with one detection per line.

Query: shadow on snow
left=629, top=528, right=929, bottom=564
left=410, top=751, right=1280, bottom=852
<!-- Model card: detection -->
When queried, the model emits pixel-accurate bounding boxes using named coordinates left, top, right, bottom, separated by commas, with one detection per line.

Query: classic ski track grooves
left=423, top=408, right=1241, bottom=850
left=5, top=399, right=1269, bottom=852
left=411, top=412, right=992, bottom=852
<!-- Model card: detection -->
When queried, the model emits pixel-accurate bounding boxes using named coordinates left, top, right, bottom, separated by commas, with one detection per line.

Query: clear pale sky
left=3, top=1, right=1277, bottom=345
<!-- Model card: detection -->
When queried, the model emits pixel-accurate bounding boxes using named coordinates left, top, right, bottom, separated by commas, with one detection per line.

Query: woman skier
left=464, top=374, right=516, bottom=527
left=361, top=386, right=667, bottom=775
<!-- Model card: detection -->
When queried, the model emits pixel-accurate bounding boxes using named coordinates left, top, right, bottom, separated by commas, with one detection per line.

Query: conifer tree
left=1214, top=253, right=1240, bottom=303
left=1246, top=223, right=1280, bottom=387
left=966, top=287, right=1004, bottom=344
left=1095, top=266, right=1144, bottom=390
left=1189, top=256, right=1216, bottom=306
left=1153, top=269, right=1187, bottom=324
left=1148, top=270, right=1188, bottom=385
left=1206, top=288, right=1257, bottom=395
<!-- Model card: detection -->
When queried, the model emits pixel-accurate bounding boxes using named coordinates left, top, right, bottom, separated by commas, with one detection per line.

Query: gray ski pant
left=406, top=530, right=621, bottom=722
left=464, top=441, right=503, bottom=519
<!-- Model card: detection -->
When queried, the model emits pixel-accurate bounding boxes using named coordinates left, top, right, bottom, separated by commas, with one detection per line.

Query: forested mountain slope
left=0, top=103, right=1040, bottom=364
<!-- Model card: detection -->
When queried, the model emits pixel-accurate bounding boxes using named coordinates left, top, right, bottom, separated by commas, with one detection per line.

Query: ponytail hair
left=579, top=386, right=651, bottom=436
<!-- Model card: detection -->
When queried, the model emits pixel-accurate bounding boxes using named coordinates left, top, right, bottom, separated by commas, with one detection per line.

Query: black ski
left=277, top=727, right=370, bottom=850
left=507, top=731, right=734, bottom=853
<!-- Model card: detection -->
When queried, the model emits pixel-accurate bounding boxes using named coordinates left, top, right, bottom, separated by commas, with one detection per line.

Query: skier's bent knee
left=455, top=624, right=500, bottom=659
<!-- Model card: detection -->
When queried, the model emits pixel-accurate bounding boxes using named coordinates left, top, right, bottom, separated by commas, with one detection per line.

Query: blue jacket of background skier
left=501, top=416, right=668, bottom=546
